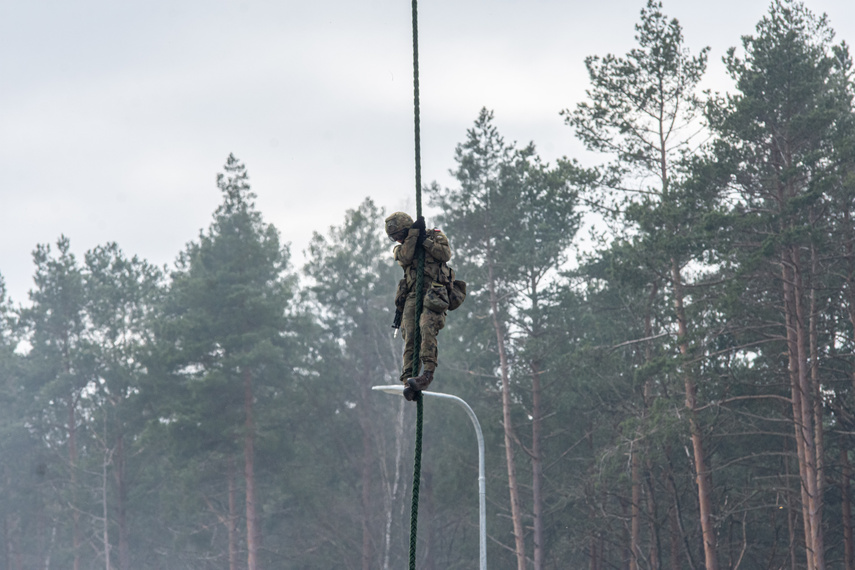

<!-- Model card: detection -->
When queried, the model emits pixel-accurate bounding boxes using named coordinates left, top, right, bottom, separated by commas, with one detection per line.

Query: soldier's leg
left=399, top=294, right=417, bottom=383
left=419, top=308, right=446, bottom=372
left=405, top=308, right=446, bottom=396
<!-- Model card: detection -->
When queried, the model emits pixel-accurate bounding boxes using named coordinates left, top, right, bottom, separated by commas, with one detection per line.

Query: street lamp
left=372, top=385, right=487, bottom=570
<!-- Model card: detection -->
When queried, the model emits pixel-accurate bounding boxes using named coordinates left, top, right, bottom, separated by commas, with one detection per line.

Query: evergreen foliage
left=2, top=2, right=855, bottom=568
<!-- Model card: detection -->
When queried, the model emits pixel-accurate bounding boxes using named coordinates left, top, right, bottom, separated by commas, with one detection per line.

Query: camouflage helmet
left=385, top=211, right=413, bottom=241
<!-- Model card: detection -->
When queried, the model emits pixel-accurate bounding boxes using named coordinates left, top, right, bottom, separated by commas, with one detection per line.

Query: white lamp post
left=372, top=385, right=487, bottom=570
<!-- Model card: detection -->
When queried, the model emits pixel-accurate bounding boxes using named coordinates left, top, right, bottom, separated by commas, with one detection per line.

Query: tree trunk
left=668, top=502, right=681, bottom=570
left=228, top=456, right=238, bottom=570
left=643, top=285, right=660, bottom=570
left=589, top=531, right=599, bottom=570
left=666, top=452, right=697, bottom=570
left=786, top=246, right=825, bottom=569
left=671, top=258, right=717, bottom=570
left=845, top=207, right=855, bottom=395
left=43, top=524, right=56, bottom=570
left=382, top=399, right=406, bottom=570
left=422, top=469, right=437, bottom=570
left=630, top=446, right=641, bottom=570
left=526, top=271, right=545, bottom=570
left=531, top=359, right=544, bottom=570
left=68, top=396, right=81, bottom=570
left=846, top=210, right=855, bottom=570
left=686, top=358, right=716, bottom=570
left=361, top=384, right=373, bottom=570
left=102, top=429, right=111, bottom=570
left=114, top=434, right=130, bottom=570
left=622, top=498, right=631, bottom=568
left=809, top=243, right=826, bottom=564
left=243, top=368, right=260, bottom=570
left=783, top=433, right=798, bottom=570
left=784, top=260, right=814, bottom=570
left=645, top=463, right=661, bottom=570
left=843, top=448, right=854, bottom=570
left=488, top=260, right=526, bottom=570
left=588, top=428, right=600, bottom=570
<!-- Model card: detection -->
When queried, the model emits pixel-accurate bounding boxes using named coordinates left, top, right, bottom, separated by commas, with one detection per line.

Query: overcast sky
left=2, top=0, right=854, bottom=305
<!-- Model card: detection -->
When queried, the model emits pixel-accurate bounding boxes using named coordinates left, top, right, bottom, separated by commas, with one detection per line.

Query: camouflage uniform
left=393, top=225, right=452, bottom=383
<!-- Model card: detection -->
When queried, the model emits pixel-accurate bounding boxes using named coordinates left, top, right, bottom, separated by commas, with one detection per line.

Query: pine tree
left=0, top=273, right=41, bottom=568
left=431, top=109, right=526, bottom=568
left=707, top=2, right=854, bottom=566
left=566, top=1, right=719, bottom=566
left=432, top=108, right=586, bottom=568
left=302, top=198, right=405, bottom=569
left=158, top=154, right=296, bottom=570
left=82, top=242, right=163, bottom=570
left=19, top=236, right=87, bottom=570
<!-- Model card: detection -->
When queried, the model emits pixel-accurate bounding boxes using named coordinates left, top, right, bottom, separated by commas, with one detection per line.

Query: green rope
left=409, top=393, right=424, bottom=569
left=409, top=0, right=424, bottom=568
left=412, top=0, right=422, bottom=221
left=410, top=0, right=425, bottom=380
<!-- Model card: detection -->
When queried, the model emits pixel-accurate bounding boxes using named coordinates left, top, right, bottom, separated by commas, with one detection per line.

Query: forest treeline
left=2, top=0, right=855, bottom=568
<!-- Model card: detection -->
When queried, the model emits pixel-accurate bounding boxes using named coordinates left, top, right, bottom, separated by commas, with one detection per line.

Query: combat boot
left=406, top=369, right=434, bottom=393
left=403, top=385, right=418, bottom=401
left=401, top=373, right=418, bottom=401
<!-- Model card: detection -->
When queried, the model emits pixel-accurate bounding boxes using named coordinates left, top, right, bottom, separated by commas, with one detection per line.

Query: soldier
left=385, top=212, right=452, bottom=400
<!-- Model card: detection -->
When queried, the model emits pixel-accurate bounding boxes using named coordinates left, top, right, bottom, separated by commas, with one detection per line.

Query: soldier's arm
left=394, top=229, right=421, bottom=266
left=424, top=230, right=451, bottom=262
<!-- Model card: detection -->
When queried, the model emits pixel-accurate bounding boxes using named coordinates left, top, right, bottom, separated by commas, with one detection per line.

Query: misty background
left=3, top=0, right=855, bottom=569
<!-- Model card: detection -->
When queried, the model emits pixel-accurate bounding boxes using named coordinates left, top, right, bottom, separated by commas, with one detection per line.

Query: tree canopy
left=3, top=2, right=855, bottom=569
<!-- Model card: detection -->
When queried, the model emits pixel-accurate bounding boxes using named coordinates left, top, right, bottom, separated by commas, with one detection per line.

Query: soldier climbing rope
left=394, top=2, right=466, bottom=567
left=407, top=1, right=425, bottom=568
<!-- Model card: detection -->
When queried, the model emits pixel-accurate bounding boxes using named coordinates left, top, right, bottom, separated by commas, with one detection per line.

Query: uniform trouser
left=399, top=292, right=446, bottom=383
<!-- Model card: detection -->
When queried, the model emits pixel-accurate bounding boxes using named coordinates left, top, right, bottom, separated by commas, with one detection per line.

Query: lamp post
left=372, top=385, right=486, bottom=570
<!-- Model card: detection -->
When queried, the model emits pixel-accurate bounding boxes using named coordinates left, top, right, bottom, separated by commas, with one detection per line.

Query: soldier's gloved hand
left=412, top=216, right=427, bottom=247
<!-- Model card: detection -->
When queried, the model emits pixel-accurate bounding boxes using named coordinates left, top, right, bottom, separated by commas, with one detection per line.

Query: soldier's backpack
left=444, top=264, right=466, bottom=311
left=393, top=261, right=465, bottom=315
